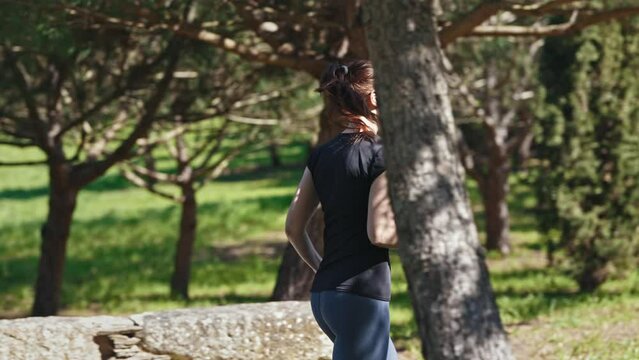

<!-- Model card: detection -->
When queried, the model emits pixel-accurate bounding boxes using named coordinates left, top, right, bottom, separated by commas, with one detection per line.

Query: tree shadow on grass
left=215, top=163, right=303, bottom=188
left=497, top=287, right=639, bottom=325
left=0, top=172, right=135, bottom=200
left=0, top=186, right=49, bottom=200
left=0, top=164, right=303, bottom=202
left=84, top=172, right=135, bottom=193
left=383, top=266, right=639, bottom=343
left=195, top=240, right=287, bottom=262
left=492, top=267, right=639, bottom=323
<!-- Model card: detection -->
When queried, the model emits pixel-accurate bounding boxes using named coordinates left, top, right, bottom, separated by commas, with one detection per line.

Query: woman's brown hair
left=316, top=59, right=379, bottom=142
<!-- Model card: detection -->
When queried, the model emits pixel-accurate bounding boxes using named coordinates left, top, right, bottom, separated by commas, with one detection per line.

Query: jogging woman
left=285, top=59, right=399, bottom=360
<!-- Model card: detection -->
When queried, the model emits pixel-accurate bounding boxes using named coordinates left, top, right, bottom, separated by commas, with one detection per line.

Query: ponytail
left=316, top=60, right=379, bottom=139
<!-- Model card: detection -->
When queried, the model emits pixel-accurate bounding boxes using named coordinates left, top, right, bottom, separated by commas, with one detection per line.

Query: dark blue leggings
left=310, top=290, right=398, bottom=360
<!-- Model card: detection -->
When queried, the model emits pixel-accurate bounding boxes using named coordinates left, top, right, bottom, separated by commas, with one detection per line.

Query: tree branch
left=135, top=124, right=188, bottom=148
left=193, top=119, right=231, bottom=169
left=439, top=1, right=507, bottom=47
left=62, top=4, right=326, bottom=77
left=440, top=2, right=639, bottom=44
left=506, top=110, right=534, bottom=154
left=186, top=120, right=230, bottom=164
left=227, top=114, right=279, bottom=126
left=121, top=167, right=181, bottom=202
left=509, top=0, right=581, bottom=16
left=2, top=45, right=46, bottom=147
left=44, top=57, right=69, bottom=128
left=193, top=125, right=261, bottom=179
left=0, top=140, right=36, bottom=147
left=57, top=40, right=178, bottom=138
left=469, top=7, right=639, bottom=37
left=127, top=162, right=178, bottom=183
left=71, top=39, right=182, bottom=188
left=86, top=109, right=128, bottom=161
left=0, top=115, right=37, bottom=141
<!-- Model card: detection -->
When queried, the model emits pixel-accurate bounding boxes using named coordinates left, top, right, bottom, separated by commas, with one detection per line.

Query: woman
left=284, top=59, right=399, bottom=360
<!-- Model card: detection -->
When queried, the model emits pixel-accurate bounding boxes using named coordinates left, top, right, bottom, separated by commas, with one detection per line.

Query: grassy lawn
left=1, top=142, right=637, bottom=359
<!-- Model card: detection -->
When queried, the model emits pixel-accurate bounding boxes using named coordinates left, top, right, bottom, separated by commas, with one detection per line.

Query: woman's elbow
left=367, top=221, right=385, bottom=247
left=367, top=220, right=376, bottom=244
left=367, top=219, right=398, bottom=249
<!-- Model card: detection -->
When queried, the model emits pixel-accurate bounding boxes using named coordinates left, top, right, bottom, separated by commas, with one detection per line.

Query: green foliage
left=0, top=1, right=73, bottom=56
left=535, top=21, right=639, bottom=291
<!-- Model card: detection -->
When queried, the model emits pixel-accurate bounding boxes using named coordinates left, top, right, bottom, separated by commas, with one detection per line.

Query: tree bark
left=170, top=182, right=197, bottom=299
left=32, top=162, right=78, bottom=316
left=464, top=156, right=512, bottom=255
left=364, top=1, right=514, bottom=359
left=479, top=156, right=511, bottom=255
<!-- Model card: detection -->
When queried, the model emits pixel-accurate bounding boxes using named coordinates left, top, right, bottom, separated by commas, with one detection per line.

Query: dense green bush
left=535, top=20, right=639, bottom=292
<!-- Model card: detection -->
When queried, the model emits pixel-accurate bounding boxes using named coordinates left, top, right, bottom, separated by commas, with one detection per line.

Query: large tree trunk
left=170, top=183, right=197, bottom=299
left=364, top=2, right=514, bottom=359
left=32, top=163, right=78, bottom=316
left=479, top=157, right=511, bottom=255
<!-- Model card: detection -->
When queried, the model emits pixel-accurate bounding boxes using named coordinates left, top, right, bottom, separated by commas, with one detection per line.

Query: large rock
left=0, top=301, right=332, bottom=360
left=131, top=301, right=332, bottom=360
left=0, top=315, right=144, bottom=360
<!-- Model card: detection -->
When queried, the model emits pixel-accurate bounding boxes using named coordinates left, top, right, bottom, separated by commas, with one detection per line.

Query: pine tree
left=536, top=20, right=639, bottom=292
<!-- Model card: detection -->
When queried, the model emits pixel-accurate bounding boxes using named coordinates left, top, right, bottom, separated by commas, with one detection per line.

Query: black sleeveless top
left=306, top=131, right=391, bottom=301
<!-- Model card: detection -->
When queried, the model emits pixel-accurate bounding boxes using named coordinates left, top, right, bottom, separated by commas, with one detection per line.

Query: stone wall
left=0, top=301, right=333, bottom=360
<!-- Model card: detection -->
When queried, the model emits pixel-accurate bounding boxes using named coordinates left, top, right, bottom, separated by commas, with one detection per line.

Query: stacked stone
left=96, top=326, right=170, bottom=360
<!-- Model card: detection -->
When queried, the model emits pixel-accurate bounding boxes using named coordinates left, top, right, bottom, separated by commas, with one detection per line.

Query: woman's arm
left=285, top=167, right=323, bottom=272
left=367, top=171, right=398, bottom=249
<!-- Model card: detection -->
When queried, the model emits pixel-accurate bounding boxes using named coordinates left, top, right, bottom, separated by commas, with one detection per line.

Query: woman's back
left=306, top=131, right=391, bottom=301
left=296, top=59, right=398, bottom=359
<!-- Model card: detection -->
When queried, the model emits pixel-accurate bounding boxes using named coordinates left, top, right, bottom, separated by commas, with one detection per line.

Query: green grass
left=0, top=142, right=304, bottom=315
left=1, top=142, right=638, bottom=359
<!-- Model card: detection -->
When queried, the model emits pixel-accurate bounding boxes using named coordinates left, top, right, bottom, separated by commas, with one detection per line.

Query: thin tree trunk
left=480, top=157, right=511, bottom=255
left=464, top=158, right=512, bottom=255
left=268, top=140, right=281, bottom=168
left=144, top=152, right=157, bottom=186
left=170, top=183, right=197, bottom=299
left=364, top=1, right=514, bottom=359
left=32, top=163, right=78, bottom=316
